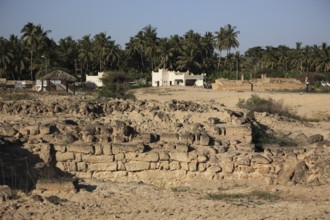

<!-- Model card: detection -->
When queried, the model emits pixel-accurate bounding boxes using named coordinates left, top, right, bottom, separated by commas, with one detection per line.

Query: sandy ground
left=133, top=87, right=330, bottom=119
left=1, top=179, right=329, bottom=220
left=1, top=87, right=330, bottom=220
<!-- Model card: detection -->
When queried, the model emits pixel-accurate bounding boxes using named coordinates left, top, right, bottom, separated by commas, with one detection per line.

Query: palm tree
left=57, top=36, right=78, bottom=70
left=313, top=43, right=330, bottom=73
left=176, top=48, right=202, bottom=73
left=8, top=35, right=27, bottom=80
left=200, top=32, right=215, bottom=73
left=78, top=35, right=95, bottom=75
left=214, top=26, right=225, bottom=70
left=21, top=22, right=50, bottom=80
left=0, top=37, right=14, bottom=78
left=261, top=46, right=278, bottom=71
left=157, top=38, right=174, bottom=69
left=277, top=45, right=290, bottom=74
left=93, top=32, right=112, bottom=72
left=142, top=25, right=159, bottom=71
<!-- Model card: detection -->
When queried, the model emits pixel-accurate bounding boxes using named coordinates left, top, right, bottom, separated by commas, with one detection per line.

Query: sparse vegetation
left=237, top=94, right=300, bottom=119
left=203, top=190, right=279, bottom=202
left=0, top=91, right=33, bottom=101
left=171, top=186, right=190, bottom=192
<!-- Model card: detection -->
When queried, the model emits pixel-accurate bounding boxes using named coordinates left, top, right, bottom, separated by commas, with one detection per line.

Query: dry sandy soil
left=1, top=87, right=330, bottom=220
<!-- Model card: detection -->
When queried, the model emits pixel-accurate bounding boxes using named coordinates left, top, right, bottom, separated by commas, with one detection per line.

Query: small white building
left=152, top=69, right=205, bottom=87
left=86, top=72, right=105, bottom=88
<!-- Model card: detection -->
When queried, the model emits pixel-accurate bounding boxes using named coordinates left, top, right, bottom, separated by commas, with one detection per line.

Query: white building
left=152, top=69, right=205, bottom=87
left=86, top=72, right=105, bottom=88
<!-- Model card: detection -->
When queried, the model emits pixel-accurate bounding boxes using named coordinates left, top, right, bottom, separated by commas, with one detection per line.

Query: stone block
left=56, top=152, right=75, bottom=162
left=136, top=152, right=159, bottom=162
left=112, top=143, right=145, bottom=154
left=200, top=134, right=210, bottom=146
left=54, top=144, right=66, bottom=153
left=170, top=161, right=181, bottom=170
left=159, top=161, right=170, bottom=170
left=77, top=162, right=87, bottom=171
left=94, top=144, right=103, bottom=155
left=253, top=164, right=271, bottom=175
left=161, top=133, right=179, bottom=143
left=179, top=134, right=194, bottom=144
left=164, top=143, right=176, bottom=151
left=125, top=161, right=150, bottom=171
left=67, top=144, right=94, bottom=154
left=150, top=162, right=158, bottom=170
left=169, top=152, right=190, bottom=162
left=221, top=162, right=234, bottom=173
left=198, top=163, right=206, bottom=172
left=237, top=165, right=254, bottom=173
left=197, top=154, right=208, bottom=163
left=159, top=151, right=170, bottom=161
left=113, top=134, right=126, bottom=143
left=114, top=152, right=125, bottom=161
left=175, top=143, right=189, bottom=153
left=132, top=133, right=152, bottom=144
left=125, top=152, right=138, bottom=160
left=235, top=158, right=251, bottom=166
left=82, top=155, right=114, bottom=163
left=189, top=161, right=198, bottom=172
left=88, top=162, right=117, bottom=171
left=103, top=144, right=112, bottom=155
left=74, top=153, right=82, bottom=162
left=181, top=162, right=189, bottom=171
left=117, top=161, right=126, bottom=171
left=207, top=165, right=222, bottom=173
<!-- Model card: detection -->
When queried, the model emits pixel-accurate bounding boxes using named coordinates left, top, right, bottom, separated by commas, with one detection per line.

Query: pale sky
left=0, top=0, right=329, bottom=52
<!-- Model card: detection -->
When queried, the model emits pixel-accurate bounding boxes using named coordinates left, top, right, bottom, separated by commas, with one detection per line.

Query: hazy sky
left=0, top=0, right=329, bottom=52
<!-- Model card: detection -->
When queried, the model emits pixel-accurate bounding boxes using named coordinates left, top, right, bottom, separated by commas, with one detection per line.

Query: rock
left=56, top=151, right=75, bottom=162
left=169, top=161, right=181, bottom=170
left=161, top=133, right=179, bottom=143
left=292, top=161, right=308, bottom=184
left=136, top=152, right=159, bottom=162
left=175, top=143, right=189, bottom=153
left=208, top=117, right=220, bottom=124
left=0, top=185, right=12, bottom=202
left=307, top=134, right=324, bottom=144
left=206, top=165, right=222, bottom=173
left=236, top=143, right=255, bottom=152
left=295, top=133, right=308, bottom=144
left=169, top=152, right=190, bottom=162
left=179, top=133, right=194, bottom=144
left=0, top=126, right=17, bottom=136
left=89, top=163, right=117, bottom=171
left=125, top=161, right=150, bottom=171
left=251, top=154, right=270, bottom=164
left=67, top=144, right=94, bottom=154
left=112, top=143, right=145, bottom=154
left=199, top=134, right=210, bottom=146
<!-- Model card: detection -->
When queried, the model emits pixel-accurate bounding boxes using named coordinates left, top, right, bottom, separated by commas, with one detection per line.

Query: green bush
left=237, top=95, right=299, bottom=119
left=98, top=71, right=136, bottom=100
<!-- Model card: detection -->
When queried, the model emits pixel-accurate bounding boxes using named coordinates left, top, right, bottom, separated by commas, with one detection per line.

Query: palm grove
left=0, top=22, right=329, bottom=82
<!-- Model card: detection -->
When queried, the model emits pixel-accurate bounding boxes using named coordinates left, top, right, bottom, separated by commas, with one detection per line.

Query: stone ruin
left=212, top=75, right=305, bottom=91
left=0, top=97, right=329, bottom=194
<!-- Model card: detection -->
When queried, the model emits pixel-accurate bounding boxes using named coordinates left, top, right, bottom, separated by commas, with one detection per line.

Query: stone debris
left=0, top=96, right=329, bottom=193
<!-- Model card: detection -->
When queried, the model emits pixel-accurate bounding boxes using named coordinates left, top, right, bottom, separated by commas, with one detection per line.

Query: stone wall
left=212, top=77, right=305, bottom=91
left=1, top=97, right=329, bottom=189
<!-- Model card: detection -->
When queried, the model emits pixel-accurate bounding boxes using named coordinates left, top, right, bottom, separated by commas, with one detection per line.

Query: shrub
left=237, top=95, right=299, bottom=119
left=99, top=71, right=135, bottom=99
